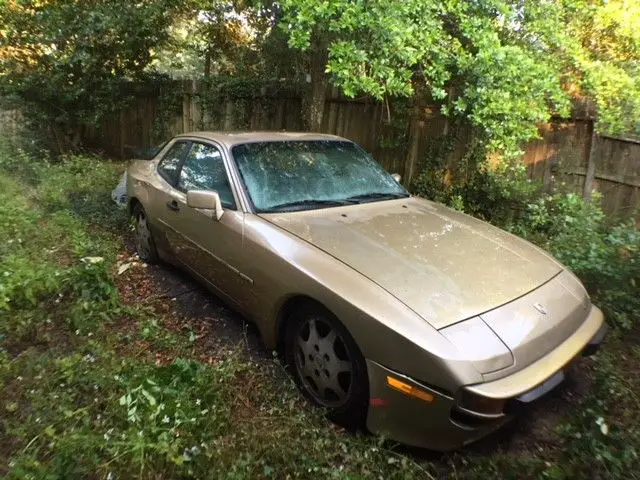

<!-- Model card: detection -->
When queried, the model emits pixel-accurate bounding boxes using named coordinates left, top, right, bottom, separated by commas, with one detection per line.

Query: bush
left=411, top=137, right=541, bottom=225
left=511, top=193, right=639, bottom=329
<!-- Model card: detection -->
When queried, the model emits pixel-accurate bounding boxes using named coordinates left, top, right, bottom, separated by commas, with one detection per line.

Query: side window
left=178, top=143, right=236, bottom=209
left=157, top=141, right=190, bottom=185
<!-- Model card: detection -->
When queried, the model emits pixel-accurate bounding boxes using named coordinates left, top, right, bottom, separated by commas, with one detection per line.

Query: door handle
left=166, top=200, right=180, bottom=211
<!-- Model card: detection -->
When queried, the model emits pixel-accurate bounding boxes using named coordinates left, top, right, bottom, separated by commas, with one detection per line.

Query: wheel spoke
left=325, top=373, right=348, bottom=402
left=307, top=318, right=320, bottom=345
left=321, top=329, right=336, bottom=350
left=135, top=213, right=151, bottom=259
left=334, top=360, right=352, bottom=374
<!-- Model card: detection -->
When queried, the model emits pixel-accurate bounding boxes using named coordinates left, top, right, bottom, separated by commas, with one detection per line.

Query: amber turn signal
left=386, top=376, right=434, bottom=403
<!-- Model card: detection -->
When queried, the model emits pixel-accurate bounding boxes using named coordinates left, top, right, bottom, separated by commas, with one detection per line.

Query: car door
left=167, top=141, right=249, bottom=306
left=145, top=140, right=192, bottom=255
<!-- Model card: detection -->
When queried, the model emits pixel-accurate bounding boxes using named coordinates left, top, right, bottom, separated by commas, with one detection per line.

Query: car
left=126, top=131, right=608, bottom=451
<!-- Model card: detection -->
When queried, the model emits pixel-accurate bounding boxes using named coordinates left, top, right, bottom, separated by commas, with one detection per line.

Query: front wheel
left=284, top=305, right=369, bottom=428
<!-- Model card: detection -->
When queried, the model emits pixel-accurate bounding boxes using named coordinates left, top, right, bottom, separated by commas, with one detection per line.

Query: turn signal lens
left=386, top=376, right=434, bottom=403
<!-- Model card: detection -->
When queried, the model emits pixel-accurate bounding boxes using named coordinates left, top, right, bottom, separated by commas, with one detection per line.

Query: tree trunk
left=49, top=124, right=82, bottom=155
left=204, top=49, right=212, bottom=77
left=304, top=34, right=328, bottom=132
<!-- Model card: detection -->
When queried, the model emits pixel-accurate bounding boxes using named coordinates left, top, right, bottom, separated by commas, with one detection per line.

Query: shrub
left=411, top=137, right=541, bottom=225
left=511, top=193, right=639, bottom=329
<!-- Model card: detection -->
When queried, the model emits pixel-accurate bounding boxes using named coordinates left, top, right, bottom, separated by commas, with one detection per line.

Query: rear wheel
left=132, top=202, right=158, bottom=264
left=284, top=304, right=368, bottom=428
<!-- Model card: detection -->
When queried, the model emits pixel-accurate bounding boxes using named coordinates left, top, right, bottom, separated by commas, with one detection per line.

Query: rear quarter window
left=157, top=141, right=190, bottom=186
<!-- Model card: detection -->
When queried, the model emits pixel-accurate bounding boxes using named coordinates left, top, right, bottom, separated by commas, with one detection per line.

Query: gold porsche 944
left=126, top=132, right=607, bottom=451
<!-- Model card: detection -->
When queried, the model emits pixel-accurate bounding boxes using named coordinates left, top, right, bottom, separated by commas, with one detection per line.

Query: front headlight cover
left=440, top=317, right=513, bottom=374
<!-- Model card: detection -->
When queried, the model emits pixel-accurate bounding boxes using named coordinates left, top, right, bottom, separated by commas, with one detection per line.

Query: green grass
left=0, top=144, right=638, bottom=479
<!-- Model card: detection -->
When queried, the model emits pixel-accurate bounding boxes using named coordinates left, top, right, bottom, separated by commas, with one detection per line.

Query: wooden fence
left=523, top=122, right=640, bottom=217
left=0, top=109, right=22, bottom=141
left=49, top=81, right=640, bottom=219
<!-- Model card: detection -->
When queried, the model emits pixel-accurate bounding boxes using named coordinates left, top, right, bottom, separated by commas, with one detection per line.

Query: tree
left=280, top=0, right=640, bottom=154
left=0, top=0, right=183, bottom=152
left=152, top=0, right=288, bottom=79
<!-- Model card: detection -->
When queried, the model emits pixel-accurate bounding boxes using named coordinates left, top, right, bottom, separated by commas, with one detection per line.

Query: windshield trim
left=229, top=139, right=409, bottom=214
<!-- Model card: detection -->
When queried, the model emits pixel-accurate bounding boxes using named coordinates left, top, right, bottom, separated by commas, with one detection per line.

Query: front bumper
left=365, top=305, right=607, bottom=451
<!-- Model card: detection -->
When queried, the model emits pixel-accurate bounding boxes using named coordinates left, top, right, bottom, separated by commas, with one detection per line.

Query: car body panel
left=260, top=196, right=562, bottom=329
left=478, top=270, right=590, bottom=381
left=365, top=360, right=510, bottom=451
left=126, top=131, right=608, bottom=451
left=365, top=304, right=604, bottom=450
left=467, top=304, right=604, bottom=399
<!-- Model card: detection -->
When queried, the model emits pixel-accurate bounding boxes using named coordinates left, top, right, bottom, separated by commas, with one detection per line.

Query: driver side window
left=178, top=143, right=236, bottom=210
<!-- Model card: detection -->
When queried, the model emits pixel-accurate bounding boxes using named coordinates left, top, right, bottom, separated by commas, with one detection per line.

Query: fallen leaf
left=118, top=263, right=133, bottom=275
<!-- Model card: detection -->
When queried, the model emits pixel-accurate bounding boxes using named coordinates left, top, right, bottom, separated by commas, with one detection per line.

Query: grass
left=0, top=143, right=639, bottom=479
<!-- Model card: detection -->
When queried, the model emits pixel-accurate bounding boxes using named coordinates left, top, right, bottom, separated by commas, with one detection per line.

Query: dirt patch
left=114, top=252, right=269, bottom=363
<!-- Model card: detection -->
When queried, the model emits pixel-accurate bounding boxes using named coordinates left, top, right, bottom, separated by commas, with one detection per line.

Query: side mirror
left=186, top=190, right=223, bottom=221
left=392, top=173, right=402, bottom=183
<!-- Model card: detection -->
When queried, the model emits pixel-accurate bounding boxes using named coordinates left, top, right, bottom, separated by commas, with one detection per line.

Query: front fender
left=241, top=215, right=484, bottom=393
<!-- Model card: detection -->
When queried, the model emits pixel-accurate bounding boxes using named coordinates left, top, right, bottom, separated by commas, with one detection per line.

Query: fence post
left=583, top=120, right=597, bottom=201
left=182, top=80, right=192, bottom=133
left=119, top=109, right=125, bottom=158
left=404, top=103, right=422, bottom=187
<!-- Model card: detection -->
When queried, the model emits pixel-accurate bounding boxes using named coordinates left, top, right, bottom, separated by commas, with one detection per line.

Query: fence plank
left=583, top=125, right=597, bottom=200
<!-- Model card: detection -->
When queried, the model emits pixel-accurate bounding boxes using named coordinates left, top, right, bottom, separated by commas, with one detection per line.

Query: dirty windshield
left=232, top=140, right=408, bottom=212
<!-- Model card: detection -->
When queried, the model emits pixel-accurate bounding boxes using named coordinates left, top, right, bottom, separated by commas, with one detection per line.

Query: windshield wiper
left=345, top=192, right=410, bottom=203
left=262, top=199, right=355, bottom=212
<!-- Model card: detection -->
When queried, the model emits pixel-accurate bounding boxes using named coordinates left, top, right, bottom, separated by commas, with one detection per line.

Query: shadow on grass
left=65, top=189, right=129, bottom=232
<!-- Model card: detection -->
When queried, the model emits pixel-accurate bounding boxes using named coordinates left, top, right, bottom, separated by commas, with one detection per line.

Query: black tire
left=132, top=202, right=159, bottom=264
left=284, top=303, right=369, bottom=429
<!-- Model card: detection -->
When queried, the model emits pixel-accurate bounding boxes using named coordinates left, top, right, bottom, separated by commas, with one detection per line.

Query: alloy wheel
left=293, top=316, right=354, bottom=407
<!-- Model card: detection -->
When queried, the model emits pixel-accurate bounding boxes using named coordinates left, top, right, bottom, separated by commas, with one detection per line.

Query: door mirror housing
left=391, top=173, right=402, bottom=183
left=186, top=190, right=224, bottom=220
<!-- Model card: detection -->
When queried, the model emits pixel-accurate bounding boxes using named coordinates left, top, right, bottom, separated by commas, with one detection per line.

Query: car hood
left=260, top=197, right=562, bottom=329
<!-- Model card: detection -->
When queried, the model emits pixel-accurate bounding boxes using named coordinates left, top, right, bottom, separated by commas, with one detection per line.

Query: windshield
left=232, top=140, right=408, bottom=212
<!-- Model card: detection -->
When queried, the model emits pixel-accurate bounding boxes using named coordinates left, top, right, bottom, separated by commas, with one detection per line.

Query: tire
left=132, top=202, right=159, bottom=264
left=284, top=304, right=369, bottom=429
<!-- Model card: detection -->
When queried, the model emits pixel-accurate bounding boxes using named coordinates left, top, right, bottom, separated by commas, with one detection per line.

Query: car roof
left=175, top=131, right=348, bottom=148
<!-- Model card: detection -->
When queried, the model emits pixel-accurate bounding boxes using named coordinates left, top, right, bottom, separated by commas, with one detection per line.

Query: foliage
left=0, top=0, right=182, bottom=152
left=553, top=340, right=640, bottom=477
left=196, top=75, right=303, bottom=130
left=511, top=193, right=640, bottom=329
left=280, top=0, right=640, bottom=155
left=564, top=0, right=640, bottom=134
left=151, top=0, right=292, bottom=79
left=412, top=134, right=541, bottom=224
